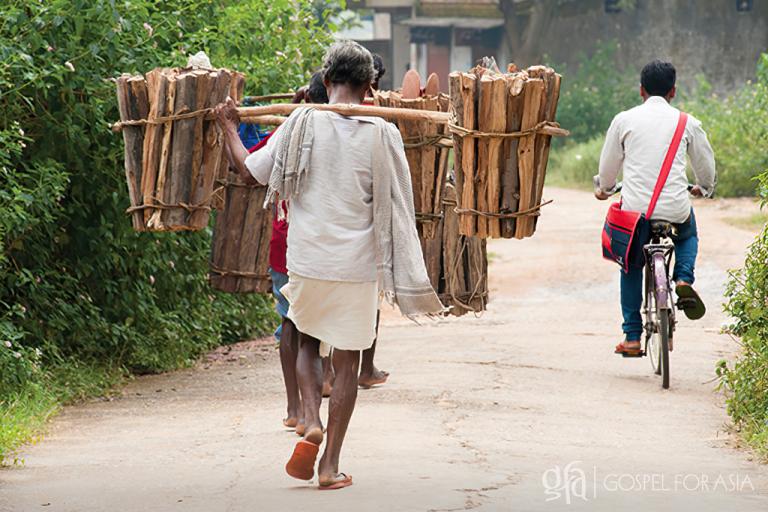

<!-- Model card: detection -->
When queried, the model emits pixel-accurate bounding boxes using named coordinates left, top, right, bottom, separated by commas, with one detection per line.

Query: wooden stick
left=501, top=74, right=526, bottom=238
left=116, top=74, right=148, bottom=231
left=514, top=78, right=545, bottom=239
left=420, top=96, right=439, bottom=238
left=187, top=70, right=213, bottom=229
left=457, top=73, right=477, bottom=236
left=531, top=69, right=562, bottom=233
left=240, top=115, right=287, bottom=126
left=165, top=71, right=197, bottom=228
left=236, top=185, right=266, bottom=292
left=236, top=103, right=451, bottom=124
left=196, top=71, right=232, bottom=224
left=478, top=74, right=507, bottom=238
left=141, top=69, right=169, bottom=226
left=148, top=72, right=177, bottom=229
left=448, top=74, right=465, bottom=213
left=243, top=93, right=294, bottom=103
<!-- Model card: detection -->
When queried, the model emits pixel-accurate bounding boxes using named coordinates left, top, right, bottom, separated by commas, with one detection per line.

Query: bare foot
left=283, top=417, right=298, bottom=429
left=304, top=424, right=324, bottom=445
left=295, top=419, right=305, bottom=437
left=358, top=367, right=389, bottom=389
left=322, top=380, right=333, bottom=398
left=318, top=472, right=353, bottom=490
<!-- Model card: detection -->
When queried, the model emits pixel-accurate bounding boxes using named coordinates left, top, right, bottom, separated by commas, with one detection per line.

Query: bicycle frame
left=643, top=236, right=676, bottom=343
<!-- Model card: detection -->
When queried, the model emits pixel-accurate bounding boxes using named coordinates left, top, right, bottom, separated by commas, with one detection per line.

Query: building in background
left=341, top=0, right=505, bottom=92
left=339, top=0, right=768, bottom=95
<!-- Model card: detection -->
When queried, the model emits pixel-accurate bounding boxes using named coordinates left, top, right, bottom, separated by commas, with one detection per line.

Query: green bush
left=552, top=46, right=767, bottom=197
left=553, top=42, right=639, bottom=144
left=0, top=0, right=337, bottom=463
left=682, top=56, right=768, bottom=197
left=718, top=171, right=768, bottom=457
left=545, top=136, right=603, bottom=189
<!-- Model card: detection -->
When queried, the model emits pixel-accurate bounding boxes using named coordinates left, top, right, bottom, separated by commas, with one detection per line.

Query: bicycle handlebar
left=593, top=175, right=696, bottom=196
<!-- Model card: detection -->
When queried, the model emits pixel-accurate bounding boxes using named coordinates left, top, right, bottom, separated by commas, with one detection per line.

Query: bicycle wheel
left=657, top=308, right=671, bottom=389
left=647, top=294, right=662, bottom=376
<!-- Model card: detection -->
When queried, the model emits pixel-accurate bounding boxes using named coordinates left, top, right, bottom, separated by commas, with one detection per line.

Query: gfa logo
left=542, top=461, right=589, bottom=504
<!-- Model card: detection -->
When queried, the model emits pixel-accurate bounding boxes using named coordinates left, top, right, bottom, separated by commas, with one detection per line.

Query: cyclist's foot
left=615, top=340, right=643, bottom=357
left=675, top=281, right=706, bottom=320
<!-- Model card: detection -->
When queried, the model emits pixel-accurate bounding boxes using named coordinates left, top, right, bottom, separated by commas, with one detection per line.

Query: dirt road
left=2, top=188, right=767, bottom=511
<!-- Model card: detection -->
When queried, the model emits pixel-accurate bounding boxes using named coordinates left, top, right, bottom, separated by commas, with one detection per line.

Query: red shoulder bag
left=601, top=112, right=688, bottom=272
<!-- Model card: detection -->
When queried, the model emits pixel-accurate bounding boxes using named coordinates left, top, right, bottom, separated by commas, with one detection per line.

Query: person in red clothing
left=268, top=72, right=333, bottom=434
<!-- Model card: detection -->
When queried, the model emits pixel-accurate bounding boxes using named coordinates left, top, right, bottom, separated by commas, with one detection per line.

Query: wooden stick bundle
left=423, top=183, right=488, bottom=316
left=115, top=66, right=243, bottom=231
left=374, top=90, right=451, bottom=239
left=209, top=173, right=272, bottom=294
left=448, top=64, right=565, bottom=240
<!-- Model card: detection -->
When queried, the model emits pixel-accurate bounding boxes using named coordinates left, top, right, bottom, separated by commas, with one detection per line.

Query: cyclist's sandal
left=675, top=283, right=706, bottom=320
left=614, top=342, right=644, bottom=358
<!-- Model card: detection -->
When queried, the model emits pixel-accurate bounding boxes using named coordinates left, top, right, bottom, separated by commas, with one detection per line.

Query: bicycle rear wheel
left=658, top=309, right=670, bottom=389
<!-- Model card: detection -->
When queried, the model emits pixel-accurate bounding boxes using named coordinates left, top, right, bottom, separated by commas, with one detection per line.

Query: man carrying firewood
left=594, top=60, right=716, bottom=356
left=215, top=40, right=442, bottom=490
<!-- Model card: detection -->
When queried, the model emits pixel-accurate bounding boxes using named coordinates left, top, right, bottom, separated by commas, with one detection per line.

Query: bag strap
left=646, top=112, right=688, bottom=219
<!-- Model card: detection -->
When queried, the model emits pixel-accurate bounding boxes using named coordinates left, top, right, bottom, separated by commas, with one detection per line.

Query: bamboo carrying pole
left=237, top=103, right=451, bottom=124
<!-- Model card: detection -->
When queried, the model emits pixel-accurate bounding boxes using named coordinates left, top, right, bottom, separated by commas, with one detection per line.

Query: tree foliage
left=0, top=0, right=338, bottom=461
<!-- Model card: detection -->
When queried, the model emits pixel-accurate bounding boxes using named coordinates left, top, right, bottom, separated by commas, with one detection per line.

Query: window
left=736, top=0, right=752, bottom=12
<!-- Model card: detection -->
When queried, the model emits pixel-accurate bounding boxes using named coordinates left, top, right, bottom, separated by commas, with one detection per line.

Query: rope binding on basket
left=453, top=199, right=553, bottom=219
left=112, top=107, right=215, bottom=131
left=448, top=120, right=568, bottom=140
left=209, top=265, right=271, bottom=280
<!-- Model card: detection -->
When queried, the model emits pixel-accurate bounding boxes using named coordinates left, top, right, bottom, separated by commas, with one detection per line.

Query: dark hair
left=640, top=60, right=676, bottom=97
left=307, top=71, right=329, bottom=104
left=372, top=53, right=386, bottom=81
left=322, top=40, right=376, bottom=88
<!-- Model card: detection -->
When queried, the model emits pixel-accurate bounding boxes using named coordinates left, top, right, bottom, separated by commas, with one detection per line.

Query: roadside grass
left=545, top=138, right=603, bottom=190
left=0, top=363, right=126, bottom=466
left=723, top=212, right=768, bottom=231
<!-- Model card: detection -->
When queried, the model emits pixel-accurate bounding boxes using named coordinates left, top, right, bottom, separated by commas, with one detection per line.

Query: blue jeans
left=269, top=268, right=290, bottom=341
left=620, top=209, right=698, bottom=341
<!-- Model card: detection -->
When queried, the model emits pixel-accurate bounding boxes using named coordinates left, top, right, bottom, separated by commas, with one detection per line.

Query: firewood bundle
left=449, top=65, right=566, bottom=240
left=421, top=183, right=488, bottom=316
left=115, top=67, right=244, bottom=232
left=373, top=73, right=452, bottom=239
left=209, top=172, right=273, bottom=294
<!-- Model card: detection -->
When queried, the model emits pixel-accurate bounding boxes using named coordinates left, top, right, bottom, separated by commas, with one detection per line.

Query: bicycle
left=604, top=181, right=697, bottom=389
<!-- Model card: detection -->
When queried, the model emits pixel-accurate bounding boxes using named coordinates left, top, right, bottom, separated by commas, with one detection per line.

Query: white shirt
left=598, top=96, right=716, bottom=223
left=245, top=111, right=386, bottom=282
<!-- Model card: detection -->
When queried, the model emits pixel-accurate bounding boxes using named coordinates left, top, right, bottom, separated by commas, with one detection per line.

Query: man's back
left=599, top=96, right=716, bottom=223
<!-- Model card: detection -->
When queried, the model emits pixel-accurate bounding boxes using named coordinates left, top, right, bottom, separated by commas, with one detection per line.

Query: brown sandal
left=615, top=342, right=644, bottom=358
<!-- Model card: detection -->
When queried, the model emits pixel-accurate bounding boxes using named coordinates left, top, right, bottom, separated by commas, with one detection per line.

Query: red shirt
left=248, top=134, right=288, bottom=274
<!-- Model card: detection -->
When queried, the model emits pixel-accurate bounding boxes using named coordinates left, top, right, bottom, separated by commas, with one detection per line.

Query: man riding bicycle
left=594, top=60, right=717, bottom=356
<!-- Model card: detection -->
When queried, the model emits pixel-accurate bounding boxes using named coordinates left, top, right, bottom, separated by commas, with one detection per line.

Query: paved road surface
left=2, top=188, right=767, bottom=511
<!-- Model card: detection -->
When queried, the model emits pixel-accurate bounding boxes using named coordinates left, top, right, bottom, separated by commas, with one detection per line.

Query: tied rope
left=442, top=196, right=487, bottom=315
left=209, top=265, right=271, bottom=280
left=454, top=199, right=553, bottom=219
left=125, top=185, right=224, bottom=215
left=113, top=107, right=214, bottom=130
left=448, top=120, right=568, bottom=140
left=402, top=135, right=451, bottom=149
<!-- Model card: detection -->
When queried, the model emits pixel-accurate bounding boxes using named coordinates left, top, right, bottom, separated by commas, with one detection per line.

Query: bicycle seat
left=649, top=220, right=677, bottom=238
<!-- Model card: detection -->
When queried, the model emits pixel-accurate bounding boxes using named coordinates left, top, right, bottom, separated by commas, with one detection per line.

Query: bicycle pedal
left=621, top=351, right=645, bottom=358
